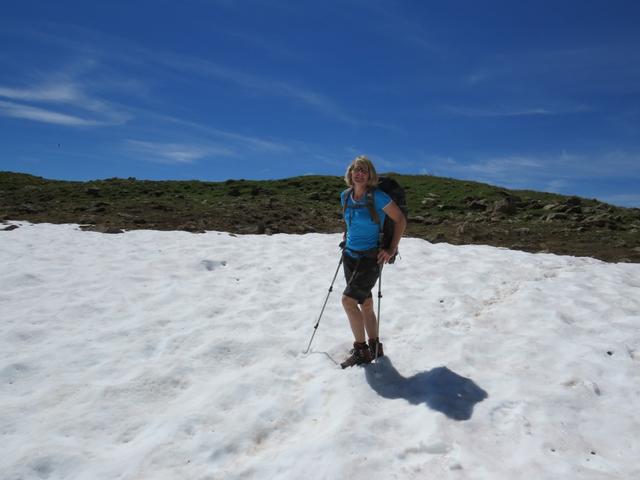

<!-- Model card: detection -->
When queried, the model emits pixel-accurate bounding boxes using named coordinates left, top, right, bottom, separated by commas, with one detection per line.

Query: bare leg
left=342, top=295, right=366, bottom=343
left=361, top=297, right=378, bottom=340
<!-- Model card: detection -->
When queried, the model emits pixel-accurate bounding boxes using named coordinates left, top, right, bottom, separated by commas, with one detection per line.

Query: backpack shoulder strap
left=341, top=188, right=352, bottom=216
left=343, top=187, right=381, bottom=225
left=366, top=188, right=380, bottom=225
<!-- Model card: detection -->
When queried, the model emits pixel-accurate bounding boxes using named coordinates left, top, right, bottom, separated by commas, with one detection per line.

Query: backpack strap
left=366, top=188, right=385, bottom=249
left=343, top=187, right=381, bottom=227
left=365, top=188, right=380, bottom=225
left=342, top=186, right=385, bottom=252
left=341, top=188, right=352, bottom=218
left=341, top=188, right=352, bottom=247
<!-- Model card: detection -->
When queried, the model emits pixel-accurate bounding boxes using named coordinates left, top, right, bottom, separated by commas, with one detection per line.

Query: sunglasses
left=353, top=166, right=369, bottom=174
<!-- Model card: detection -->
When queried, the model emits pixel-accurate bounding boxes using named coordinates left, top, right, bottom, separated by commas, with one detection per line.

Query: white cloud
left=148, top=113, right=292, bottom=154
left=423, top=154, right=547, bottom=188
left=125, top=140, right=235, bottom=165
left=6, top=25, right=395, bottom=132
left=466, top=156, right=544, bottom=176
left=0, top=100, right=99, bottom=126
left=0, top=78, right=130, bottom=127
left=543, top=179, right=571, bottom=194
left=0, top=84, right=79, bottom=103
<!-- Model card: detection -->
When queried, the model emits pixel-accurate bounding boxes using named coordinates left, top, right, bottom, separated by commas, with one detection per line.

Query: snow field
left=1, top=222, right=639, bottom=479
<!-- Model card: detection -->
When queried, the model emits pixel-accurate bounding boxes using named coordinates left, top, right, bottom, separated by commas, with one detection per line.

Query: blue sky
left=1, top=1, right=639, bottom=206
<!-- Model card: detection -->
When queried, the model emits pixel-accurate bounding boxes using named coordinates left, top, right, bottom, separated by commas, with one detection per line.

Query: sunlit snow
left=2, top=222, right=639, bottom=479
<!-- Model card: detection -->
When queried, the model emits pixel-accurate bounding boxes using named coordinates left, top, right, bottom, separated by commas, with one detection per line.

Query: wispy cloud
left=542, top=179, right=571, bottom=194
left=463, top=46, right=640, bottom=96
left=465, top=71, right=492, bottom=86
left=12, top=25, right=362, bottom=126
left=7, top=24, right=401, bottom=131
left=153, top=54, right=361, bottom=125
left=443, top=104, right=591, bottom=117
left=149, top=113, right=292, bottom=154
left=423, top=150, right=640, bottom=203
left=354, top=2, right=444, bottom=55
left=0, top=52, right=296, bottom=157
left=125, top=140, right=235, bottom=165
left=0, top=84, right=79, bottom=103
left=466, top=155, right=544, bottom=177
left=0, top=100, right=100, bottom=127
left=405, top=34, right=442, bottom=54
left=421, top=154, right=547, bottom=190
left=598, top=194, right=640, bottom=208
left=594, top=150, right=640, bottom=178
left=220, top=29, right=303, bottom=62
left=0, top=76, right=131, bottom=127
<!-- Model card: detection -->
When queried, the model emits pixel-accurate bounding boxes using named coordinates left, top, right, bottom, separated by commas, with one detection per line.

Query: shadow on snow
left=364, top=357, right=488, bottom=421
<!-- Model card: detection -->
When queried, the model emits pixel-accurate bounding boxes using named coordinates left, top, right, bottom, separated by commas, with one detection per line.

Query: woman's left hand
left=377, top=248, right=395, bottom=264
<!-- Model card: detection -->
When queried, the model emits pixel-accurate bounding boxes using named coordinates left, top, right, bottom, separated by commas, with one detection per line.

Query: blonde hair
left=344, top=155, right=379, bottom=188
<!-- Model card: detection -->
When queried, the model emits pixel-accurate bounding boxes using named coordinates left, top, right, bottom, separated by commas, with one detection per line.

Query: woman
left=340, top=155, right=406, bottom=368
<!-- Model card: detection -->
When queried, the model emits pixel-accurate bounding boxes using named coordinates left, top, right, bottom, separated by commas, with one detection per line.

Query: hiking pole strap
left=304, top=254, right=344, bottom=354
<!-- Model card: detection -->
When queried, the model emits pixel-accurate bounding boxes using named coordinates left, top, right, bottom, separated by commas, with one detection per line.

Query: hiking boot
left=368, top=338, right=384, bottom=359
left=340, top=342, right=372, bottom=369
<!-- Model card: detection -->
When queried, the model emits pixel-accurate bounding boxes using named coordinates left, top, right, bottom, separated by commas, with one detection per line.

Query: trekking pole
left=375, top=264, right=383, bottom=361
left=303, top=254, right=344, bottom=354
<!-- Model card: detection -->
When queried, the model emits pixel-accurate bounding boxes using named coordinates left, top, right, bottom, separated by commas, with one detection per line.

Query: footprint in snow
left=201, top=259, right=227, bottom=271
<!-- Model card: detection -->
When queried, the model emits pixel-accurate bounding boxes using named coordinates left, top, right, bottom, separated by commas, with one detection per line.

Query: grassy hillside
left=1, top=171, right=639, bottom=263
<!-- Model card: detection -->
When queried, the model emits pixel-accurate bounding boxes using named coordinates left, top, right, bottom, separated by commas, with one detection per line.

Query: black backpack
left=342, top=176, right=408, bottom=263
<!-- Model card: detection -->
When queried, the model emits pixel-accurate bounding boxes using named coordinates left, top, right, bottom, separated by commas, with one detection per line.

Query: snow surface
left=1, top=222, right=640, bottom=480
